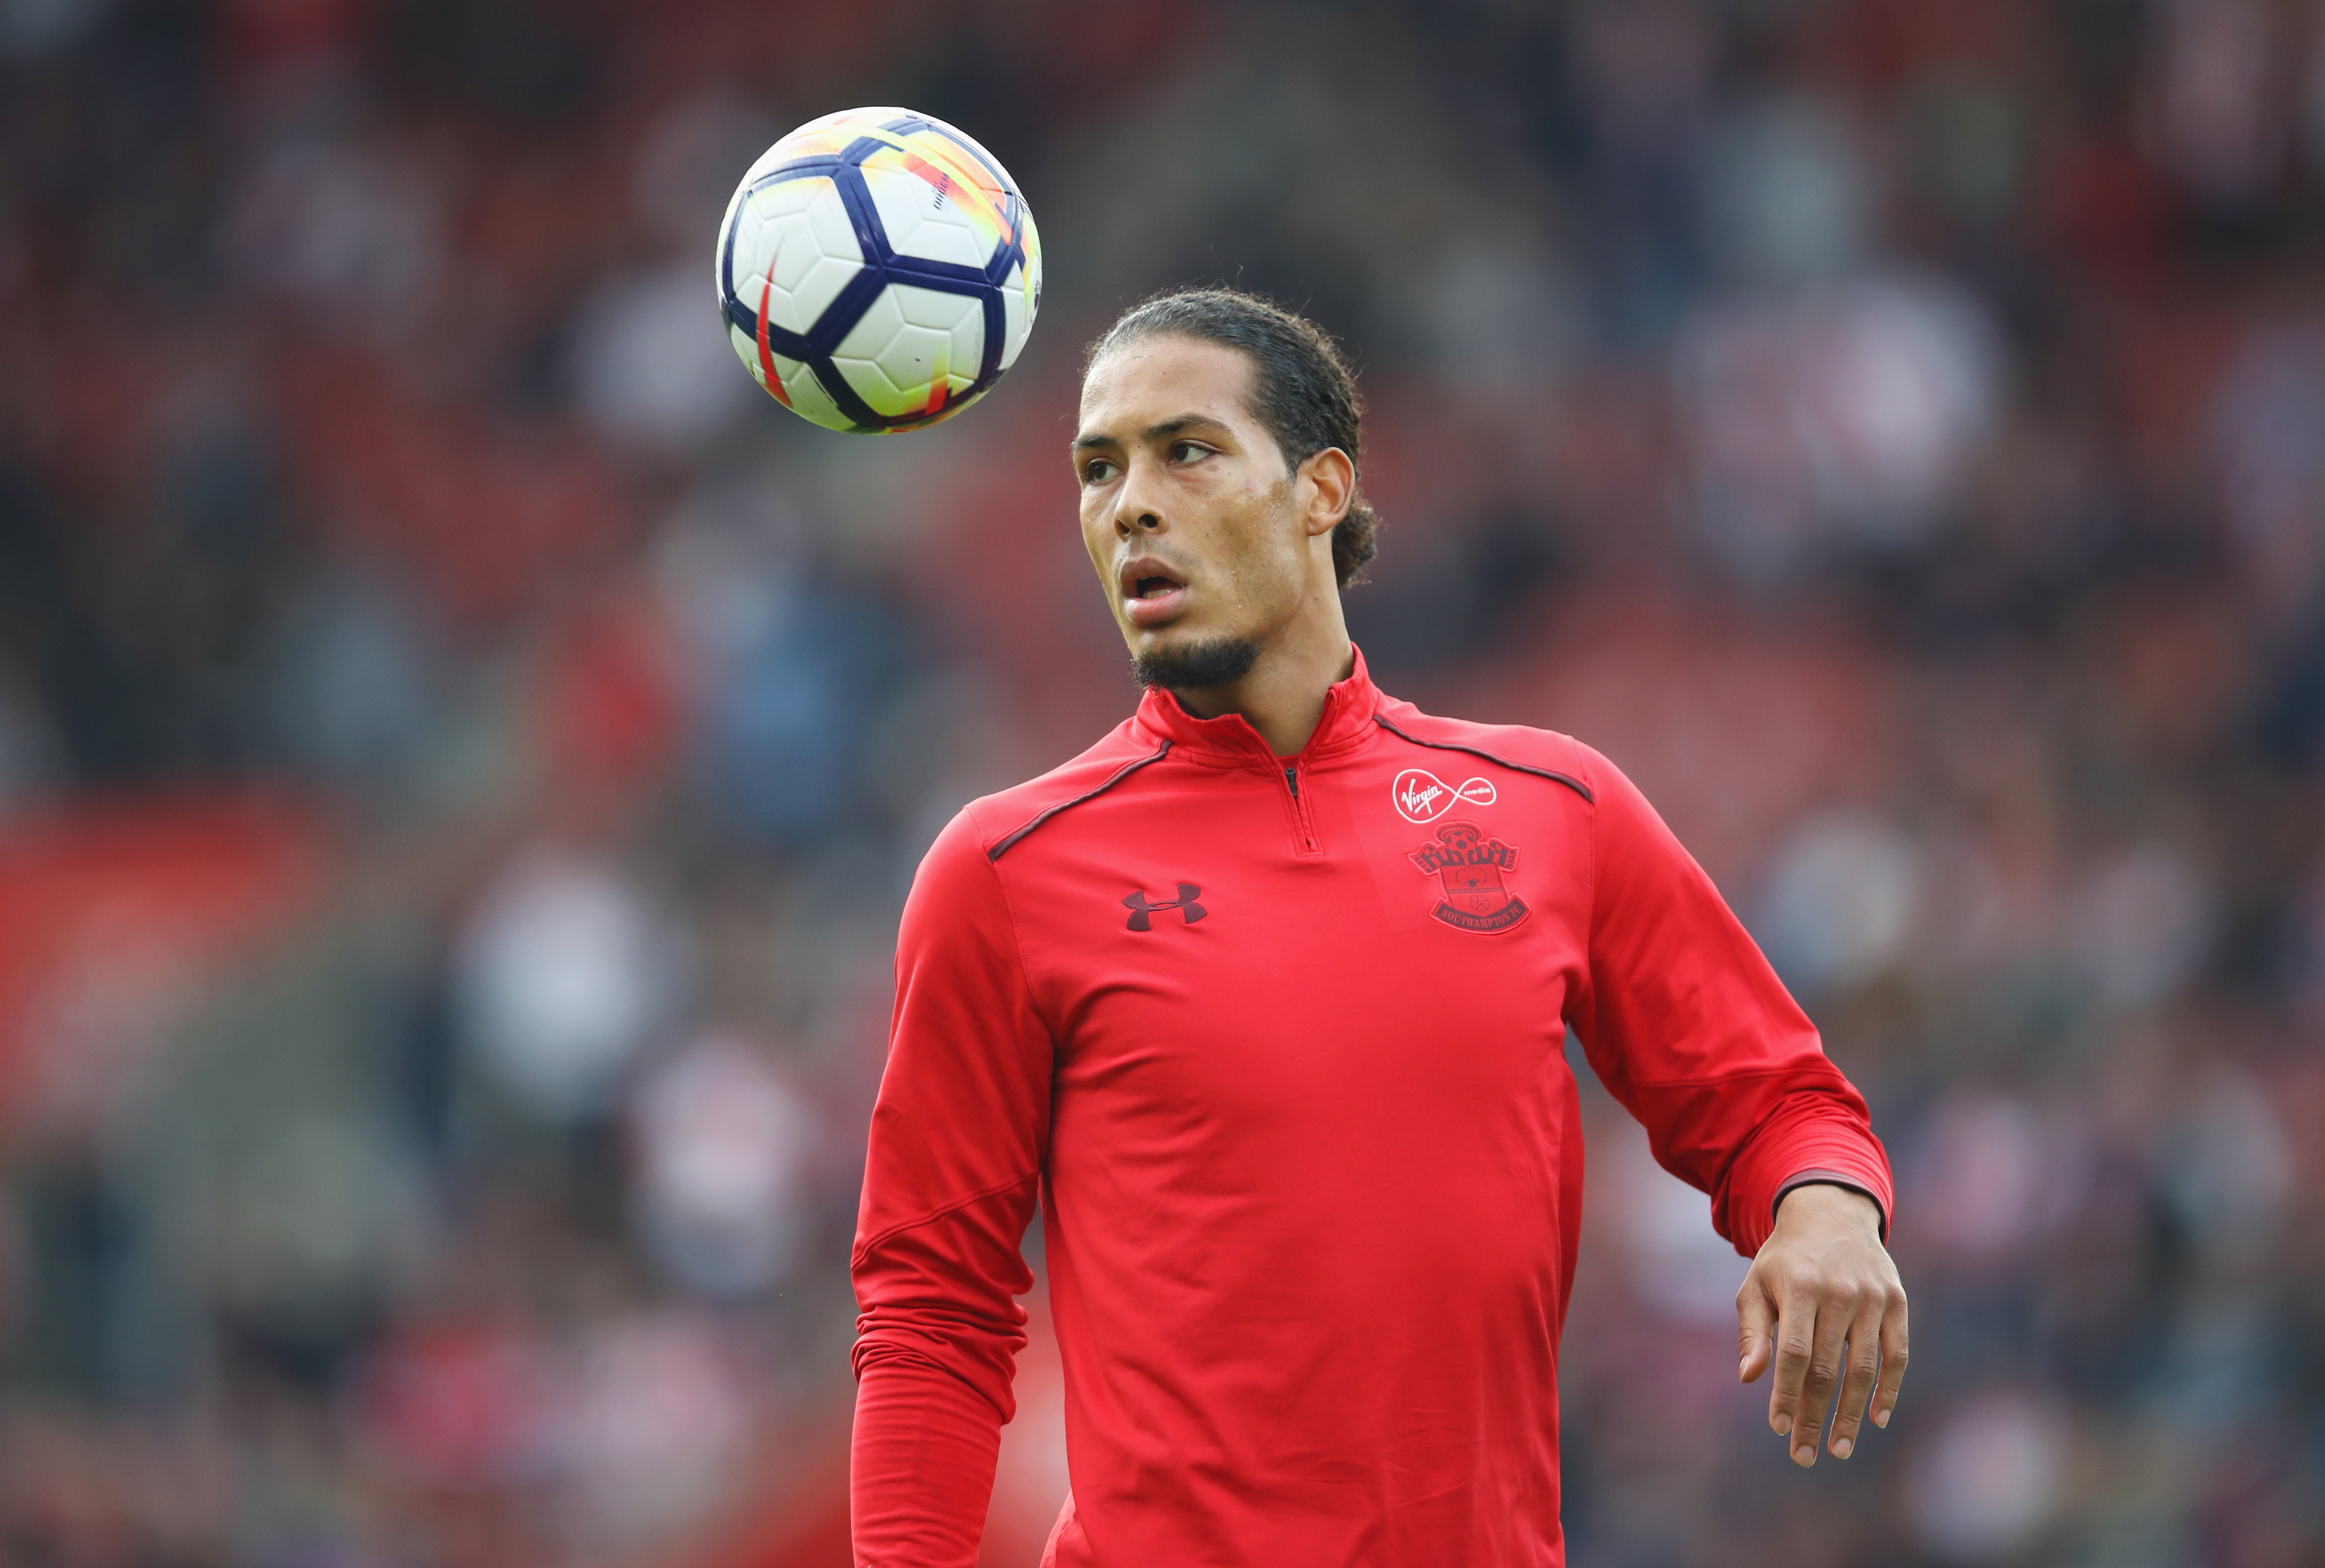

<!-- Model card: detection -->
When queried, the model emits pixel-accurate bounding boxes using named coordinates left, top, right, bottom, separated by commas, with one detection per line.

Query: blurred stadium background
left=3, top=0, right=2324, bottom=1563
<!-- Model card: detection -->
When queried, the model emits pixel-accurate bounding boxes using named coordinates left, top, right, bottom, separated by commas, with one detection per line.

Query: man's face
left=1072, top=336, right=1324, bottom=680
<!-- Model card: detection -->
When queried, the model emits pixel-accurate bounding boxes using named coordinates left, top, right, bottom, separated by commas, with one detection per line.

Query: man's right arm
left=852, top=808, right=1055, bottom=1566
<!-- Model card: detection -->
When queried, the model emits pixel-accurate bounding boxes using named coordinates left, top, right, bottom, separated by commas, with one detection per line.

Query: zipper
left=1281, top=762, right=1320, bottom=856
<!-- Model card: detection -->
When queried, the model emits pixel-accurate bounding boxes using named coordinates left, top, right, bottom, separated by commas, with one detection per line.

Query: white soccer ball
left=715, top=106, right=1043, bottom=433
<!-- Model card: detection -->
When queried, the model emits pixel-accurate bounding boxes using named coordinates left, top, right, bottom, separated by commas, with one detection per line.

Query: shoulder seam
left=987, top=739, right=1174, bottom=860
left=1372, top=714, right=1594, bottom=803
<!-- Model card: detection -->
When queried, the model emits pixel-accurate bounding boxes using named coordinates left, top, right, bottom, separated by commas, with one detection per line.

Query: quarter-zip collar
left=1131, top=644, right=1383, bottom=770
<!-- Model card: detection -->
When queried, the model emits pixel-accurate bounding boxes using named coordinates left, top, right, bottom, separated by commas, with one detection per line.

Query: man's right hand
left=1736, top=1183, right=1908, bottom=1467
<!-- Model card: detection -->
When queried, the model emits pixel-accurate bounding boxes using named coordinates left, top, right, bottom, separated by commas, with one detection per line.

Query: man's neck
left=1171, top=628, right=1356, bottom=758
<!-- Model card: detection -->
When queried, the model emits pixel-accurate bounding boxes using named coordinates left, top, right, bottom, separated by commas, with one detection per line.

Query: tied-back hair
left=1084, top=287, right=1380, bottom=588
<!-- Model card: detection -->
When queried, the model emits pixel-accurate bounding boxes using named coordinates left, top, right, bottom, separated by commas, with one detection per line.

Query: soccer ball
left=715, top=107, right=1043, bottom=434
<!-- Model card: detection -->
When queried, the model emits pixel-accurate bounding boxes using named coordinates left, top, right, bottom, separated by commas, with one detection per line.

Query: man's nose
left=1113, top=457, right=1167, bottom=537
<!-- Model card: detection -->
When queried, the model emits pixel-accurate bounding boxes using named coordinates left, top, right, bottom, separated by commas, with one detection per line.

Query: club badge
left=1408, top=822, right=1529, bottom=933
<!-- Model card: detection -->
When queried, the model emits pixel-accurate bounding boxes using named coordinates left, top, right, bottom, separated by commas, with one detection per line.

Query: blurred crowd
left=2, top=0, right=2323, bottom=1564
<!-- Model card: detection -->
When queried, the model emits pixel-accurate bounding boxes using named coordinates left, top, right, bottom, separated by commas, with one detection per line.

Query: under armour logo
left=1123, top=883, right=1206, bottom=931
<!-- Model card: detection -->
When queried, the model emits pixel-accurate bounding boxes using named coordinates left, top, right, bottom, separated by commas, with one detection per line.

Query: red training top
left=851, top=649, right=1892, bottom=1567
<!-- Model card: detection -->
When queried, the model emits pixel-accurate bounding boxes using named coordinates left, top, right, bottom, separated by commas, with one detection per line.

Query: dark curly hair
left=1084, top=287, right=1379, bottom=588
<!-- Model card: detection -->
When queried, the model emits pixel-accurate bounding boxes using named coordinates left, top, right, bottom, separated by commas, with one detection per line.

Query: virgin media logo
left=1392, top=768, right=1497, bottom=824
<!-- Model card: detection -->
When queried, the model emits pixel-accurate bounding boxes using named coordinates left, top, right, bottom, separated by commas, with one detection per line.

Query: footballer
left=849, top=288, right=1906, bottom=1566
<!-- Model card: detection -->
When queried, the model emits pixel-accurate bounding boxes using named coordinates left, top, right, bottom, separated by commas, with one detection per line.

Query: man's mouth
left=1119, top=557, right=1189, bottom=627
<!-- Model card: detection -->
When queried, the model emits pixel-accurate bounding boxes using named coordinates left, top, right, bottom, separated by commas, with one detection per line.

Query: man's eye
left=1170, top=441, right=1212, bottom=463
left=1083, top=459, right=1118, bottom=484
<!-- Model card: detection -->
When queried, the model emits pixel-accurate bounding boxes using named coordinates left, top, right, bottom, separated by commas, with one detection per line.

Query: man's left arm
left=1563, top=747, right=1907, bottom=1467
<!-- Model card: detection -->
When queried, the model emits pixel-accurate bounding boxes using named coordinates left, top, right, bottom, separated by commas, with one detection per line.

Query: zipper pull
left=1285, top=765, right=1299, bottom=798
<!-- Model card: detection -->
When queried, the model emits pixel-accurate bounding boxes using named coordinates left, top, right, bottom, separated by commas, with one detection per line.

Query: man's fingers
left=1767, top=1280, right=1818, bottom=1441
left=1785, top=1286, right=1854, bottom=1468
left=1872, top=1293, right=1910, bottom=1429
left=1824, top=1298, right=1887, bottom=1459
left=1737, top=1271, right=1777, bottom=1383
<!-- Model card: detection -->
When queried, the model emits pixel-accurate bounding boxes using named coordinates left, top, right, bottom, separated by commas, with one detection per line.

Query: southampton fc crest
left=1407, top=822, right=1530, bottom=933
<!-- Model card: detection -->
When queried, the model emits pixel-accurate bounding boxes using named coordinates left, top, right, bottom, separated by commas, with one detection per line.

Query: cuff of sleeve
left=853, top=1354, right=1006, bottom=1568
left=1774, top=1169, right=1888, bottom=1241
left=1723, top=1116, right=1894, bottom=1256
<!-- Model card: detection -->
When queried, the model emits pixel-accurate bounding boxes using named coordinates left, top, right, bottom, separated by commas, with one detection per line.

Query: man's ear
left=1298, top=447, right=1356, bottom=538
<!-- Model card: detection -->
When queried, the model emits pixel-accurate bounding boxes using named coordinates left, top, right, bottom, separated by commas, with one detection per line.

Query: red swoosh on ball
left=755, top=241, right=792, bottom=409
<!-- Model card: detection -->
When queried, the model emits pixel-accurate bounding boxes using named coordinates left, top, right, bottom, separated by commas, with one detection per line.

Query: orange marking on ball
left=755, top=261, right=792, bottom=409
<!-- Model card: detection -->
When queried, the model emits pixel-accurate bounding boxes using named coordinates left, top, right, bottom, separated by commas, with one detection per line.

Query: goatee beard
left=1132, top=636, right=1262, bottom=693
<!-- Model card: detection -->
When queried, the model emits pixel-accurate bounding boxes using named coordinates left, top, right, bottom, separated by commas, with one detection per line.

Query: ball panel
left=829, top=289, right=906, bottom=411
left=890, top=282, right=985, bottom=341
left=861, top=164, right=992, bottom=271
left=725, top=175, right=863, bottom=339
left=856, top=133, right=1019, bottom=258
left=900, top=287, right=984, bottom=409
left=864, top=116, right=1019, bottom=227
left=831, top=286, right=984, bottom=420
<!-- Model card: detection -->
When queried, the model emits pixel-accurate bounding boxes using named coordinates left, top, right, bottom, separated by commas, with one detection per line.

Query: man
left=850, top=288, right=1906, bottom=1566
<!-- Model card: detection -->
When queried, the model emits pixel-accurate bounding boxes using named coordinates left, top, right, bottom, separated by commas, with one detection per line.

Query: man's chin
left=1131, top=632, right=1261, bottom=692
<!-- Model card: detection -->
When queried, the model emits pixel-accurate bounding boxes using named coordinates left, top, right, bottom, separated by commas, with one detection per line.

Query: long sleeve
left=851, top=807, right=1055, bottom=1566
left=1563, top=747, right=1893, bottom=1257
